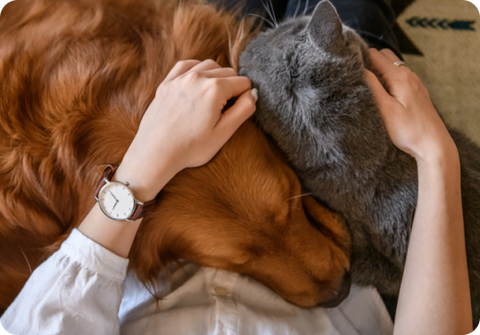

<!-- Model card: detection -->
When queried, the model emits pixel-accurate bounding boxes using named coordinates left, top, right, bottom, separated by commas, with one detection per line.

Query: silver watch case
left=95, top=178, right=144, bottom=222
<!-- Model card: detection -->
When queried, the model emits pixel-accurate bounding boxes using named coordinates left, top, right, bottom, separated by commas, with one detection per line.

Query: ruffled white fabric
left=1, top=228, right=393, bottom=335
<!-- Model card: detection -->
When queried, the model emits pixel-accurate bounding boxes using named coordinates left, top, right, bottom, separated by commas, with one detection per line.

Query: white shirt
left=1, top=228, right=393, bottom=335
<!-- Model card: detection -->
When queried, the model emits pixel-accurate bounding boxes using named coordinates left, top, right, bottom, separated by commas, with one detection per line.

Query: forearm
left=78, top=60, right=255, bottom=259
left=394, top=146, right=472, bottom=334
left=77, top=205, right=142, bottom=259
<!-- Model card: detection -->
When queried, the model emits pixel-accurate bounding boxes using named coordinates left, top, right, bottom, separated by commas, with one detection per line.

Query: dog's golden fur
left=0, top=0, right=351, bottom=314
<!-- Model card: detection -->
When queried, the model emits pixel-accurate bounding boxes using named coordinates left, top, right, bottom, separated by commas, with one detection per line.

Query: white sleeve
left=0, top=228, right=129, bottom=335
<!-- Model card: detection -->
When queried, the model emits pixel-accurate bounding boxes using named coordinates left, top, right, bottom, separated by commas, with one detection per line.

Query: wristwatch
left=94, top=164, right=156, bottom=222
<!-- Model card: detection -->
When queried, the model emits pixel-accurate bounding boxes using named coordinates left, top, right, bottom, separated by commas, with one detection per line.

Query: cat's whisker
left=293, top=0, right=302, bottom=18
left=303, top=0, right=310, bottom=17
left=304, top=2, right=318, bottom=17
left=268, top=0, right=278, bottom=27
left=260, top=0, right=277, bottom=28
left=246, top=13, right=274, bottom=28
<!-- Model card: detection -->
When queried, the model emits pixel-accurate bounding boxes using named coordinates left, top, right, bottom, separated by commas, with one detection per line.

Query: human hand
left=365, top=48, right=457, bottom=164
left=116, top=59, right=258, bottom=201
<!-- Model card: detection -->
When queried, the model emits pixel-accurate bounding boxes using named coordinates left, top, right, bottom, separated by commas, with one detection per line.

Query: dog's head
left=0, top=0, right=351, bottom=312
left=131, top=121, right=351, bottom=308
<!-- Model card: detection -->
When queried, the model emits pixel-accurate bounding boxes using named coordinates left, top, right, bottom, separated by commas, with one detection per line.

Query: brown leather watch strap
left=129, top=197, right=157, bottom=221
left=94, top=164, right=118, bottom=200
left=94, top=164, right=156, bottom=221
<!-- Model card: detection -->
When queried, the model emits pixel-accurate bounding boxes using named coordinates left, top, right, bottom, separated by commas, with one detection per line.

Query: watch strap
left=129, top=197, right=157, bottom=221
left=94, top=164, right=118, bottom=200
left=94, top=164, right=156, bottom=221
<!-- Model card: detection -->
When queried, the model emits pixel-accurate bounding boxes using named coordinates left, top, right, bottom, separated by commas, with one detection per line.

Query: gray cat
left=239, top=0, right=480, bottom=321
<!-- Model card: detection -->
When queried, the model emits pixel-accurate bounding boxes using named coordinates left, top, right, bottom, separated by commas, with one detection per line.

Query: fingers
left=369, top=48, right=396, bottom=77
left=165, top=60, right=234, bottom=82
left=164, top=60, right=202, bottom=81
left=219, top=76, right=252, bottom=100
left=379, top=48, right=400, bottom=62
left=369, top=48, right=408, bottom=78
left=202, top=66, right=250, bottom=101
left=364, top=70, right=397, bottom=117
left=185, top=59, right=221, bottom=74
left=203, top=67, right=237, bottom=78
left=215, top=88, right=258, bottom=143
left=167, top=59, right=248, bottom=99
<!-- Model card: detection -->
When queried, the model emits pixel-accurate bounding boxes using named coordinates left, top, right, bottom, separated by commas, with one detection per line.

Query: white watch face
left=98, top=181, right=135, bottom=220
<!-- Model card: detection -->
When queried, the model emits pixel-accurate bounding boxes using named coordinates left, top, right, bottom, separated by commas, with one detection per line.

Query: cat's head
left=239, top=0, right=387, bottom=170
left=239, top=0, right=371, bottom=106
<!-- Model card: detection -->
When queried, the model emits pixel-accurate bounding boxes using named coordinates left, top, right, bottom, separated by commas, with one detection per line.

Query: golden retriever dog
left=0, top=0, right=351, bottom=315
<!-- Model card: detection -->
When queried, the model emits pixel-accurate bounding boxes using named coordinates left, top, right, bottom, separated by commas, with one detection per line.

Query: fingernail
left=251, top=88, right=258, bottom=102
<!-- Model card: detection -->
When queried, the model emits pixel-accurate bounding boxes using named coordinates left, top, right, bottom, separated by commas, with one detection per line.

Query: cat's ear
left=306, top=1, right=345, bottom=53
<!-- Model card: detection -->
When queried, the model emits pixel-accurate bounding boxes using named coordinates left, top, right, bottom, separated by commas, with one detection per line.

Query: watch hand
left=112, top=201, right=118, bottom=211
left=109, top=191, right=118, bottom=202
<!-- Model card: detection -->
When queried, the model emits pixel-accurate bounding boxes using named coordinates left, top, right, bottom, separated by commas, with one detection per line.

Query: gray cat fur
left=239, top=0, right=480, bottom=320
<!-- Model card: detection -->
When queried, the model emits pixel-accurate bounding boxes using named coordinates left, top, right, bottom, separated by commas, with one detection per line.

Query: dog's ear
left=127, top=214, right=183, bottom=299
left=302, top=194, right=350, bottom=252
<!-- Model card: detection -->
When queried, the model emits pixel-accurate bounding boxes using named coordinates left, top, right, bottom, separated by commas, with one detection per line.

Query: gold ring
left=394, top=60, right=407, bottom=68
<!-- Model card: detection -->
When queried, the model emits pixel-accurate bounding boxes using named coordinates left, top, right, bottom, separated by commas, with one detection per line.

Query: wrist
left=114, top=158, right=181, bottom=202
left=114, top=128, right=188, bottom=201
left=413, top=137, right=459, bottom=168
left=415, top=143, right=460, bottom=179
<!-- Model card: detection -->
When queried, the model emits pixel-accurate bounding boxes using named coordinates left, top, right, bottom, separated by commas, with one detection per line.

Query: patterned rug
left=397, top=0, right=480, bottom=144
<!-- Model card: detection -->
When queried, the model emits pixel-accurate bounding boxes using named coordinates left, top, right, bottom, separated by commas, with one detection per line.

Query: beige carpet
left=398, top=0, right=480, bottom=144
